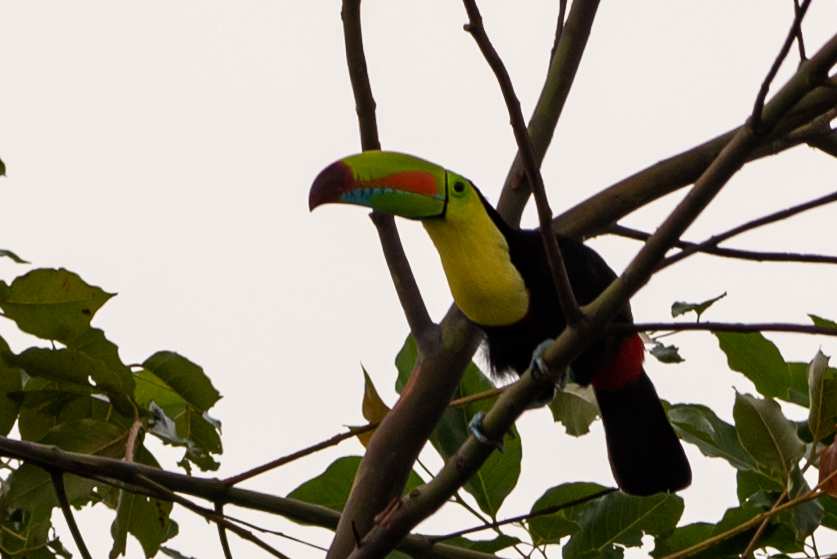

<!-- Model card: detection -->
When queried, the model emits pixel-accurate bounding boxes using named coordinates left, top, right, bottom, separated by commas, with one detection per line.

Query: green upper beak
left=309, top=151, right=448, bottom=219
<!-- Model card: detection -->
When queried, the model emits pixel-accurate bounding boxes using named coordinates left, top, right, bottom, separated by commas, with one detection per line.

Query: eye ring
left=453, top=181, right=466, bottom=194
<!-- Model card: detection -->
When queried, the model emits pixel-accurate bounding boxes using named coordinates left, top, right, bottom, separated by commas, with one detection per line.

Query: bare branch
left=370, top=211, right=440, bottom=351
left=430, top=487, right=616, bottom=543
left=613, top=322, right=837, bottom=338
left=215, top=502, right=234, bottom=559
left=341, top=0, right=379, bottom=152
left=51, top=470, right=93, bottom=559
left=741, top=490, right=788, bottom=558
left=752, top=0, right=813, bottom=132
left=224, top=423, right=377, bottom=487
left=498, top=0, right=601, bottom=225
left=462, top=0, right=581, bottom=326
left=554, top=76, right=837, bottom=238
left=660, top=189, right=837, bottom=268
left=793, top=0, right=808, bottom=62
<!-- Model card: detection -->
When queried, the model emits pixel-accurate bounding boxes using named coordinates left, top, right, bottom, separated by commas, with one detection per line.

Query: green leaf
left=0, top=508, right=54, bottom=559
left=0, top=268, right=114, bottom=342
left=563, top=492, right=684, bottom=559
left=110, top=446, right=172, bottom=559
left=668, top=403, right=759, bottom=471
left=820, top=494, right=837, bottom=531
left=135, top=369, right=223, bottom=472
left=788, top=465, right=822, bottom=541
left=807, top=350, right=837, bottom=445
left=786, top=362, right=811, bottom=408
left=671, top=292, right=726, bottom=319
left=733, top=392, right=805, bottom=477
left=810, top=314, right=837, bottom=329
left=736, top=469, right=784, bottom=503
left=0, top=157, right=5, bottom=176
left=6, top=419, right=127, bottom=510
left=0, top=249, right=29, bottom=264
left=650, top=522, right=714, bottom=558
left=550, top=383, right=599, bottom=436
left=395, top=334, right=521, bottom=519
left=0, top=335, right=23, bottom=435
left=5, top=347, right=134, bottom=414
left=287, top=456, right=423, bottom=514
left=649, top=342, right=684, bottom=364
left=142, top=351, right=220, bottom=412
left=716, top=332, right=792, bottom=400
left=528, top=482, right=610, bottom=545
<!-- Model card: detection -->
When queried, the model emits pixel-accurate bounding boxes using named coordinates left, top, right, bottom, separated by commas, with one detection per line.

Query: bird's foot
left=468, top=412, right=505, bottom=452
left=530, top=339, right=568, bottom=390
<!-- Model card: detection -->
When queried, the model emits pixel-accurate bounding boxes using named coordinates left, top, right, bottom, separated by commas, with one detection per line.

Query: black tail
left=594, top=370, right=691, bottom=496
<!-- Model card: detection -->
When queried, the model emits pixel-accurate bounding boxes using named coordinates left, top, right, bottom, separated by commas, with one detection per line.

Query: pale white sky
left=1, top=2, right=837, bottom=558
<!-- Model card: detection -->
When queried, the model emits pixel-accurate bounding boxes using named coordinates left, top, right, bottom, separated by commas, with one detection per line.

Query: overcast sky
left=1, top=2, right=837, bottom=558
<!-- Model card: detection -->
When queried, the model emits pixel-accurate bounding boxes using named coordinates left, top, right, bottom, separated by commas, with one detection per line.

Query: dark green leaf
left=287, top=456, right=425, bottom=514
left=716, top=332, right=791, bottom=400
left=563, top=492, right=683, bottom=559
left=0, top=508, right=54, bottom=559
left=736, top=469, right=784, bottom=503
left=142, top=351, right=220, bottom=412
left=0, top=157, right=5, bottom=176
left=6, top=419, right=127, bottom=510
left=668, top=403, right=759, bottom=471
left=528, top=482, right=610, bottom=545
left=788, top=465, right=822, bottom=540
left=733, top=393, right=805, bottom=477
left=810, top=314, right=837, bottom=329
left=395, top=334, right=520, bottom=519
left=0, top=268, right=114, bottom=342
left=786, top=362, right=810, bottom=408
left=649, top=342, right=684, bottom=364
left=650, top=522, right=713, bottom=558
left=671, top=292, right=726, bottom=319
left=807, top=350, right=837, bottom=446
left=549, top=384, right=599, bottom=436
left=0, top=335, right=23, bottom=435
left=819, top=494, right=837, bottom=530
left=0, top=249, right=29, bottom=264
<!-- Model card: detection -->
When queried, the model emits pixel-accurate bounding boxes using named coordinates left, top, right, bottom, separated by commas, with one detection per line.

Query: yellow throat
left=421, top=182, right=529, bottom=327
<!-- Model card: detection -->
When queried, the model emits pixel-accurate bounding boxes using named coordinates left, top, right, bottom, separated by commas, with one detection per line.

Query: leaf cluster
left=0, top=268, right=223, bottom=558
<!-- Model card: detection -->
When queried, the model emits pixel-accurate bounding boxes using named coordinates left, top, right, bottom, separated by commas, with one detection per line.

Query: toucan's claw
left=468, top=412, right=505, bottom=452
left=530, top=339, right=568, bottom=390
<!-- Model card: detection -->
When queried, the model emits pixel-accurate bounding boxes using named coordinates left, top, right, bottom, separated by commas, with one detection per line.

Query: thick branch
left=462, top=0, right=581, bottom=325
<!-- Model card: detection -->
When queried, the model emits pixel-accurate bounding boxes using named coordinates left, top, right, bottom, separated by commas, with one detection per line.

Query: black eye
left=453, top=181, right=466, bottom=193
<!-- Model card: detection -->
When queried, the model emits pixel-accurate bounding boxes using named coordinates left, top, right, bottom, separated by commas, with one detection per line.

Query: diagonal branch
left=609, top=224, right=837, bottom=266
left=612, top=322, right=837, bottom=338
left=659, top=189, right=837, bottom=269
left=462, top=0, right=581, bottom=326
left=51, top=470, right=93, bottom=559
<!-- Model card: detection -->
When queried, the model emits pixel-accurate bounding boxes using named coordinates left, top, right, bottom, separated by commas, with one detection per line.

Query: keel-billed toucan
left=309, top=151, right=691, bottom=496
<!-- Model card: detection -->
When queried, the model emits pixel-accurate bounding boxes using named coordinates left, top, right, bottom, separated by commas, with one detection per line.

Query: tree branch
left=497, top=0, right=601, bottom=225
left=51, top=470, right=93, bottom=559
left=553, top=76, right=837, bottom=238
left=215, top=502, right=234, bottom=559
left=612, top=321, right=837, bottom=338
left=462, top=0, right=581, bottom=326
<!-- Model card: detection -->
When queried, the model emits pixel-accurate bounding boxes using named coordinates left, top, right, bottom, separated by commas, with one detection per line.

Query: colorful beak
left=309, top=151, right=448, bottom=219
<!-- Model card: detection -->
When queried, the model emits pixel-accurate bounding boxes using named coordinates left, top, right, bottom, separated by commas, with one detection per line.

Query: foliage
left=0, top=268, right=222, bottom=558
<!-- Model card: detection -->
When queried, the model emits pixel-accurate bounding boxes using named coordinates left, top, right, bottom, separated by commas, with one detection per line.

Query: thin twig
left=752, top=0, right=813, bottom=132
left=223, top=423, right=377, bottom=486
left=215, top=502, right=234, bottom=559
left=793, top=0, right=808, bottom=62
left=132, top=474, right=292, bottom=559
left=429, top=487, right=616, bottom=543
left=612, top=321, right=837, bottom=337
left=370, top=211, right=440, bottom=352
left=50, top=470, right=93, bottom=559
left=549, top=0, right=568, bottom=64
left=462, top=0, right=581, bottom=327
left=608, top=224, right=837, bottom=267
left=661, top=190, right=837, bottom=269
left=741, top=489, right=788, bottom=558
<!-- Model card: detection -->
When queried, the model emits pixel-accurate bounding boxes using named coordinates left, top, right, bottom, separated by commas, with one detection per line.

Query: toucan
left=309, top=151, right=691, bottom=496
